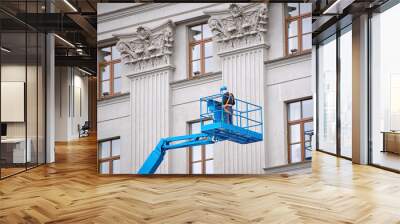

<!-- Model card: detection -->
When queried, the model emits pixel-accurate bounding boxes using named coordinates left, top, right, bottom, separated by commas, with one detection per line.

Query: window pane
left=189, top=25, right=202, bottom=41
left=290, top=124, right=300, bottom=143
left=112, top=139, right=120, bottom=156
left=113, top=160, right=120, bottom=174
left=318, top=36, right=337, bottom=154
left=192, top=146, right=201, bottom=161
left=288, top=20, right=298, bottom=38
left=302, top=33, right=312, bottom=51
left=304, top=121, right=313, bottom=133
left=191, top=122, right=201, bottom=133
left=114, top=63, right=122, bottom=78
left=205, top=144, right=213, bottom=159
left=340, top=28, right=352, bottom=158
left=100, top=64, right=110, bottom=80
left=202, top=24, right=212, bottom=39
left=99, top=47, right=111, bottom=62
left=100, top=162, right=109, bottom=174
left=192, top=60, right=201, bottom=76
left=302, top=17, right=312, bottom=34
left=192, top=162, right=202, bottom=174
left=204, top=57, right=213, bottom=74
left=302, top=99, right=313, bottom=118
left=112, top=46, right=120, bottom=60
left=289, top=102, right=301, bottom=121
left=288, top=37, right=298, bottom=54
left=204, top=42, right=213, bottom=58
left=300, top=3, right=312, bottom=14
left=290, top=144, right=302, bottom=163
left=100, top=141, right=110, bottom=159
left=287, top=3, right=299, bottom=17
left=101, top=81, right=110, bottom=96
left=205, top=160, right=213, bottom=174
left=191, top=44, right=201, bottom=60
left=114, top=78, right=121, bottom=94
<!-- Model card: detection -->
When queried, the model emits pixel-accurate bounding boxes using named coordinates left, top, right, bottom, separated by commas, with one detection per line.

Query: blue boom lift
left=138, top=86, right=263, bottom=174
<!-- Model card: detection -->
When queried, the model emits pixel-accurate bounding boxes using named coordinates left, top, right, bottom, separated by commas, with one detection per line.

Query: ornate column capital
left=204, top=3, right=268, bottom=54
left=113, top=20, right=175, bottom=75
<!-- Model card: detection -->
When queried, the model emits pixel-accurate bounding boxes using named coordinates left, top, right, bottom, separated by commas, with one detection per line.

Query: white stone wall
left=98, top=3, right=312, bottom=174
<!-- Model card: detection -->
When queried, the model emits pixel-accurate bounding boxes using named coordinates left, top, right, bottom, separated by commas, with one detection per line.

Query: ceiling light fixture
left=63, top=0, right=78, bottom=12
left=323, top=0, right=354, bottom=15
left=54, top=34, right=75, bottom=48
left=1, top=47, right=11, bottom=53
left=78, top=67, right=93, bottom=76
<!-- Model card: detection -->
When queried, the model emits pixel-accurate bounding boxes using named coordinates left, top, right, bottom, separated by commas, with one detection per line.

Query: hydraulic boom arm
left=138, top=133, right=215, bottom=174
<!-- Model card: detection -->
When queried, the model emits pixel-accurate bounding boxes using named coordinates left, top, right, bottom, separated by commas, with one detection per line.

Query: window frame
left=98, top=137, right=121, bottom=174
left=285, top=4, right=312, bottom=56
left=98, top=46, right=122, bottom=99
left=286, top=97, right=313, bottom=163
left=188, top=22, right=213, bottom=79
left=188, top=121, right=214, bottom=174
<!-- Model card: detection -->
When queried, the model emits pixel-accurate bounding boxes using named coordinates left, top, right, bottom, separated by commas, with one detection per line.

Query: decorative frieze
left=113, top=20, right=175, bottom=74
left=205, top=4, right=268, bottom=53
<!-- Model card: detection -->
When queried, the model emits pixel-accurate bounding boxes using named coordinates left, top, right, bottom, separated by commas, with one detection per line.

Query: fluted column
left=114, top=20, right=175, bottom=173
left=205, top=4, right=268, bottom=173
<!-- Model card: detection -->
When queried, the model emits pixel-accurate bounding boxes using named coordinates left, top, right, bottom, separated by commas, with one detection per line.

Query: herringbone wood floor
left=0, top=135, right=400, bottom=224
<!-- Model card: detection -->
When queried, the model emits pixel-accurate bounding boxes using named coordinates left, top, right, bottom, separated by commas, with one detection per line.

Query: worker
left=222, top=90, right=235, bottom=124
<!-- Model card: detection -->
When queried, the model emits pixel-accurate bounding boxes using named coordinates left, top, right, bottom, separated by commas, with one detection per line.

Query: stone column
left=114, top=20, right=175, bottom=173
left=205, top=4, right=268, bottom=173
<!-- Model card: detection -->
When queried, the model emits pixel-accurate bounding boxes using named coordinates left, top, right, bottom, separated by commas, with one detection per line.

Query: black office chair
left=79, top=121, right=90, bottom=138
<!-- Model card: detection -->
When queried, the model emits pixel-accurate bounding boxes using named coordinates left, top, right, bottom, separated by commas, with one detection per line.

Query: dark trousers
left=225, top=106, right=233, bottom=124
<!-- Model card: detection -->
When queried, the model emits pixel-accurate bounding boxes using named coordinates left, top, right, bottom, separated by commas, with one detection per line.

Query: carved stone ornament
left=113, top=20, right=175, bottom=74
left=204, top=4, right=268, bottom=53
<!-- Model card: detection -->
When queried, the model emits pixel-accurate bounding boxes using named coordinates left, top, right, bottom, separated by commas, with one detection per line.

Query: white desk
left=1, top=138, right=32, bottom=163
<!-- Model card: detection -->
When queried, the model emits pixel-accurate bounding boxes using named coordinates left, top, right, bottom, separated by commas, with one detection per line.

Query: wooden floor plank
left=0, top=135, right=399, bottom=223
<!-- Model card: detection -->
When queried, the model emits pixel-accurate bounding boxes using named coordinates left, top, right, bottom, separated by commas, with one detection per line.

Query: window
left=317, top=35, right=337, bottom=155
left=98, top=45, right=121, bottom=98
left=188, top=23, right=213, bottom=78
left=188, top=121, right=214, bottom=174
left=287, top=98, right=313, bottom=163
left=285, top=3, right=312, bottom=55
left=98, top=138, right=121, bottom=174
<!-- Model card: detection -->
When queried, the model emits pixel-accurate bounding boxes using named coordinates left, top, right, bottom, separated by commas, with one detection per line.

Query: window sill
left=265, top=51, right=311, bottom=64
left=97, top=92, right=129, bottom=102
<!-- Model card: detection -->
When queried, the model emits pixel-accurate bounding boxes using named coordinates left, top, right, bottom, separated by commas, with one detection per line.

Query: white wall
left=265, top=53, right=312, bottom=167
left=97, top=94, right=131, bottom=173
left=55, top=67, right=89, bottom=141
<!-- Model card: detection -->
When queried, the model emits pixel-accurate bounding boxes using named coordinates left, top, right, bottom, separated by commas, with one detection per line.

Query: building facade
left=97, top=3, right=313, bottom=174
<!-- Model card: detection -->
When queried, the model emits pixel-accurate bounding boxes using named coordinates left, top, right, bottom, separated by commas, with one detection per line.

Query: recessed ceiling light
left=1, top=47, right=11, bottom=53
left=63, top=0, right=78, bottom=12
left=54, top=34, right=75, bottom=48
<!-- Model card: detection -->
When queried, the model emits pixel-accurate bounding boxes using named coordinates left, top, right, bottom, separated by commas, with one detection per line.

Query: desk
left=1, top=138, right=32, bottom=164
left=382, top=131, right=400, bottom=154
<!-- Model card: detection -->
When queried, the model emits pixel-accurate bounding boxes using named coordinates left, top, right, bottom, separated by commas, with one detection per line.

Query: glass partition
left=0, top=1, right=46, bottom=179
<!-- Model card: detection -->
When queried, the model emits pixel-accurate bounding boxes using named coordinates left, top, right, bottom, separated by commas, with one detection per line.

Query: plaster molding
left=170, top=72, right=222, bottom=90
left=97, top=93, right=130, bottom=106
left=113, top=20, right=175, bottom=75
left=125, top=65, right=175, bottom=79
left=265, top=52, right=312, bottom=69
left=204, top=3, right=268, bottom=53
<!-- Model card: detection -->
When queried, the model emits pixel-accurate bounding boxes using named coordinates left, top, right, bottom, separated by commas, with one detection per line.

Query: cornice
left=125, top=65, right=176, bottom=79
left=98, top=3, right=171, bottom=23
